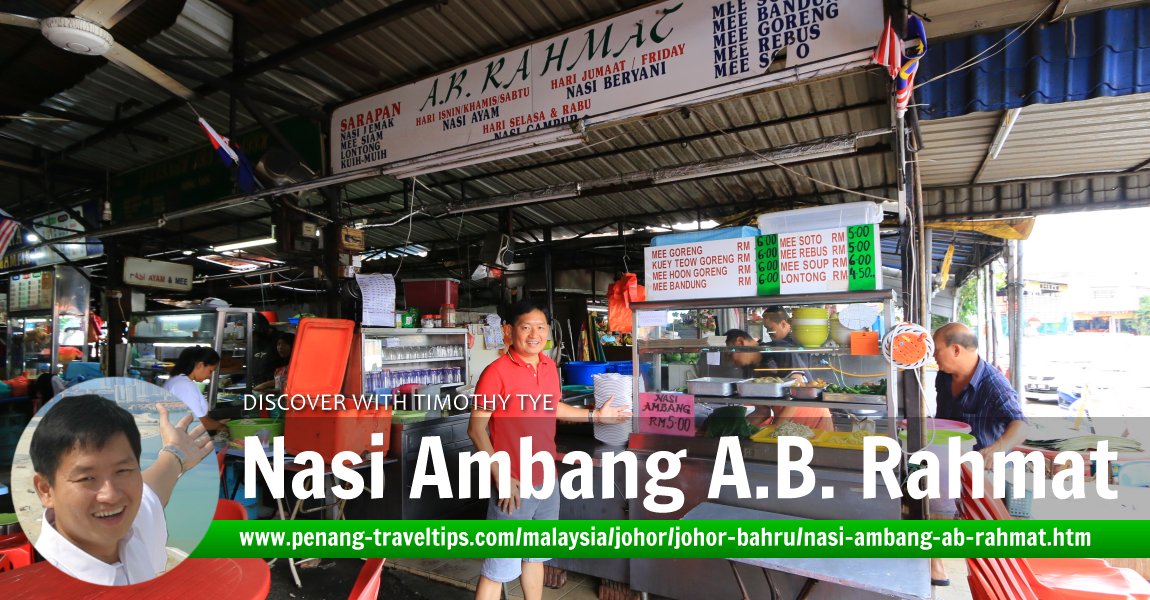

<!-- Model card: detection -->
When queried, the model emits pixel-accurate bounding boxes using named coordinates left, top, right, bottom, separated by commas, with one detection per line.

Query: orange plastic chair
left=215, top=499, right=249, bottom=520
left=348, top=558, right=386, bottom=600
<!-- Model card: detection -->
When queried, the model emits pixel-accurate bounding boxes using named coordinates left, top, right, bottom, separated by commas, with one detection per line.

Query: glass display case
left=124, top=308, right=253, bottom=407
left=632, top=290, right=900, bottom=440
left=360, top=327, right=470, bottom=395
left=5, top=266, right=90, bottom=378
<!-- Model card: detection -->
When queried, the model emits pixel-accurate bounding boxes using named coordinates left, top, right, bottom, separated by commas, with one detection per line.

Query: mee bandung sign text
left=331, top=0, right=882, bottom=173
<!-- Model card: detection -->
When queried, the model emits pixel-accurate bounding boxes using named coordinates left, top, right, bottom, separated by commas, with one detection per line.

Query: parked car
left=1024, top=371, right=1060, bottom=403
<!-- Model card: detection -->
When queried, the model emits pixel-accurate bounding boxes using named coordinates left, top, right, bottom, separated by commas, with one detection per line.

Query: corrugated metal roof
left=918, top=92, right=1150, bottom=187
left=918, top=5, right=1150, bottom=120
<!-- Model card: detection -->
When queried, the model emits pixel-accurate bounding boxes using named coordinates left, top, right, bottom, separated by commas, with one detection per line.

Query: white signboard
left=332, top=0, right=883, bottom=173
left=776, top=227, right=851, bottom=294
left=355, top=273, right=397, bottom=327
left=644, top=237, right=757, bottom=301
left=123, top=257, right=194, bottom=292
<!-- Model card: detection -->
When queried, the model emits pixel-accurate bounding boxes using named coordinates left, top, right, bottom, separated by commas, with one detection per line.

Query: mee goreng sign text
left=331, top=0, right=882, bottom=173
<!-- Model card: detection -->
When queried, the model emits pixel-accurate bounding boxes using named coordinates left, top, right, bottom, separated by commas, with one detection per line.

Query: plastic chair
left=348, top=558, right=386, bottom=600
left=215, top=499, right=249, bottom=520
left=968, top=566, right=996, bottom=600
left=960, top=465, right=1150, bottom=599
left=0, top=533, right=33, bottom=571
left=0, top=552, right=12, bottom=573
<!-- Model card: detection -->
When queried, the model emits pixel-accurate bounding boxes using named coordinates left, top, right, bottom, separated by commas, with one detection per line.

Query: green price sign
left=847, top=224, right=877, bottom=291
left=755, top=234, right=780, bottom=295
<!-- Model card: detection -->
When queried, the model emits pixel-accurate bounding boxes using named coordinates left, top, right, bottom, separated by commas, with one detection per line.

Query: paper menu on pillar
left=355, top=273, right=396, bottom=327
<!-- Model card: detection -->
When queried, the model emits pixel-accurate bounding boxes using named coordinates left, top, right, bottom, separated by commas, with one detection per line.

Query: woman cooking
left=164, top=346, right=229, bottom=434
left=253, top=332, right=295, bottom=393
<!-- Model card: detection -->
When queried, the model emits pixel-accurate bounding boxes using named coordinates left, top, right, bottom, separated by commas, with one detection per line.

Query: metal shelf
left=378, top=356, right=465, bottom=365
left=693, top=395, right=888, bottom=412
left=638, top=344, right=853, bottom=355
left=631, top=289, right=896, bottom=311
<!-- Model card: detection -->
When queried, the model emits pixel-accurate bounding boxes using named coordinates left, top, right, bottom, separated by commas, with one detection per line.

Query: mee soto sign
left=644, top=225, right=881, bottom=300
left=331, top=0, right=883, bottom=173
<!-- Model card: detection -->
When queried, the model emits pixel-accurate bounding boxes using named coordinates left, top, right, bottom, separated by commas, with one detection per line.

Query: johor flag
left=0, top=210, right=20, bottom=259
left=197, top=117, right=259, bottom=192
left=872, top=17, right=902, bottom=79
left=896, top=15, right=928, bottom=118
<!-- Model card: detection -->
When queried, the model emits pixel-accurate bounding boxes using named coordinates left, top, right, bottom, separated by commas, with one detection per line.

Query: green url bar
left=191, top=520, right=1148, bottom=559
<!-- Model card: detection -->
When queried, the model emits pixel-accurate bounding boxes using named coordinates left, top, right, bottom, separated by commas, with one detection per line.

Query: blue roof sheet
left=917, top=6, right=1150, bottom=120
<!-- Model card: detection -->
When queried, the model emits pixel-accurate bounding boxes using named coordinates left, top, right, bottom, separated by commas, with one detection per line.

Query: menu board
left=331, top=0, right=883, bottom=173
left=9, top=271, right=52, bottom=312
left=645, top=238, right=757, bottom=301
left=646, top=226, right=882, bottom=300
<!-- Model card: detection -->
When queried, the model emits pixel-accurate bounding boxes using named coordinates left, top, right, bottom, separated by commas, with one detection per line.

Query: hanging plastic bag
left=607, top=273, right=645, bottom=333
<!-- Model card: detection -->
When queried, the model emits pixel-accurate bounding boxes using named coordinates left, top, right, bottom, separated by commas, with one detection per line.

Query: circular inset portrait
left=9, top=377, right=217, bottom=586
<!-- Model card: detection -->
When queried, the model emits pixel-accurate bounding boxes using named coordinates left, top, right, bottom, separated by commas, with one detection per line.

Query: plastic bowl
left=793, top=307, right=830, bottom=319
left=792, top=327, right=829, bottom=348
left=829, top=320, right=854, bottom=345
left=792, top=318, right=830, bottom=326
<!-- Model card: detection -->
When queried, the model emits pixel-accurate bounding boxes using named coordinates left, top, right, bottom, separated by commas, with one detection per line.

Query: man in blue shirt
left=933, top=323, right=1027, bottom=457
left=929, top=323, right=1027, bottom=588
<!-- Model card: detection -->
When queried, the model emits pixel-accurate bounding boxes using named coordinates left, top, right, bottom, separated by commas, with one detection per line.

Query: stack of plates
left=591, top=373, right=633, bottom=446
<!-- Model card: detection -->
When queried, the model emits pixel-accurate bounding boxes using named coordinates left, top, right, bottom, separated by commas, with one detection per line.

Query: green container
left=226, top=418, right=284, bottom=443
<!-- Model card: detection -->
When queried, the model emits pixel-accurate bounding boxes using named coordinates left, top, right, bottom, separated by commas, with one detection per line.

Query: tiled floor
left=390, top=557, right=974, bottom=599
left=933, top=557, right=972, bottom=600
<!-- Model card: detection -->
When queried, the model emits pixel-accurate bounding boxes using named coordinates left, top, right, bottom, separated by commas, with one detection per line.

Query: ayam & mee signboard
left=643, top=224, right=881, bottom=301
left=331, top=0, right=882, bottom=173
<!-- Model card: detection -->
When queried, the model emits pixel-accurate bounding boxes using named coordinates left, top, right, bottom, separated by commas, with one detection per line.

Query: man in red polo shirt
left=469, top=300, right=629, bottom=600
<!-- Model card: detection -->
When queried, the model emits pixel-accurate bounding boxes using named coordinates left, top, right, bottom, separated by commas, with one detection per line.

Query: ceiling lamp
left=210, top=226, right=277, bottom=252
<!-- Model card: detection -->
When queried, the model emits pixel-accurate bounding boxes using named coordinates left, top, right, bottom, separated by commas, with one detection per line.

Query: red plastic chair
left=960, top=465, right=1150, bottom=600
left=968, top=566, right=996, bottom=600
left=0, top=533, right=33, bottom=571
left=0, top=553, right=12, bottom=573
left=348, top=558, right=386, bottom=600
left=215, top=499, right=249, bottom=520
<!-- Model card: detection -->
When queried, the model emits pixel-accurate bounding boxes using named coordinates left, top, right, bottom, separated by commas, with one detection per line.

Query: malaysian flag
left=872, top=17, right=902, bottom=79
left=896, top=15, right=928, bottom=118
left=0, top=209, right=20, bottom=259
left=196, top=117, right=259, bottom=193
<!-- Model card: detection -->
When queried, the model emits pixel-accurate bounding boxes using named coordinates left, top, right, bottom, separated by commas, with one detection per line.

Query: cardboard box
left=339, top=227, right=364, bottom=252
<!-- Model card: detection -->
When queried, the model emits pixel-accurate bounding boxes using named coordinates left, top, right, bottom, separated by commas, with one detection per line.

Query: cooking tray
left=736, top=379, right=795, bottom=398
left=822, top=393, right=886, bottom=405
left=788, top=386, right=824, bottom=400
left=687, top=377, right=746, bottom=396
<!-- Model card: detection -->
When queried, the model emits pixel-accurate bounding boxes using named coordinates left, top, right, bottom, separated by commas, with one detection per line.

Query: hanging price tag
left=847, top=224, right=878, bottom=291
left=755, top=234, right=781, bottom=296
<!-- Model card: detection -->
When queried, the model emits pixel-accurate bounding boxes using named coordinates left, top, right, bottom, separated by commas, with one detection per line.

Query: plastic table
left=0, top=558, right=270, bottom=599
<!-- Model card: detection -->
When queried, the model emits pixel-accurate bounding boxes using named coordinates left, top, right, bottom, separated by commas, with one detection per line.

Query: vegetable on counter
left=824, top=379, right=887, bottom=395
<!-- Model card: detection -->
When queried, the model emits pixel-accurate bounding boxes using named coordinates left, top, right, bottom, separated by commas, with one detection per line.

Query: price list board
left=9, top=270, right=52, bottom=312
left=646, top=229, right=882, bottom=300
left=846, top=224, right=880, bottom=291
left=755, top=234, right=781, bottom=296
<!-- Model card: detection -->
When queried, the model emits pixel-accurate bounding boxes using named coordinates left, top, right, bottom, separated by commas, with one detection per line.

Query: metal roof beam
left=370, top=181, right=897, bottom=252
left=343, top=100, right=887, bottom=207
left=0, top=104, right=169, bottom=144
